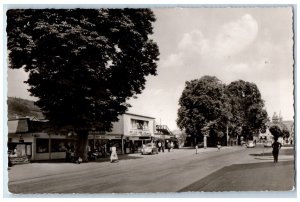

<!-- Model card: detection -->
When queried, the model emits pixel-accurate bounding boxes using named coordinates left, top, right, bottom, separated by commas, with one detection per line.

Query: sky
left=7, top=7, right=295, bottom=131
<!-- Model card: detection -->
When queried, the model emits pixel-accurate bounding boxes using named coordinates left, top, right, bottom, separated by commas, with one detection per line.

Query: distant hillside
left=7, top=97, right=44, bottom=120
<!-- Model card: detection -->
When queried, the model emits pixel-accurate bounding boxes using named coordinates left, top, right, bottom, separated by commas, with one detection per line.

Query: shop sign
left=111, top=135, right=122, bottom=139
left=95, top=135, right=106, bottom=139
left=88, top=134, right=122, bottom=140
left=128, top=136, right=140, bottom=140
left=89, top=131, right=105, bottom=135
left=88, top=135, right=105, bottom=139
left=129, top=130, right=151, bottom=136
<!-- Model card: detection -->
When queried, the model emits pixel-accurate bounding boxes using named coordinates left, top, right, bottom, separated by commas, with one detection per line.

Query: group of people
left=65, top=144, right=82, bottom=164
left=157, top=140, right=174, bottom=152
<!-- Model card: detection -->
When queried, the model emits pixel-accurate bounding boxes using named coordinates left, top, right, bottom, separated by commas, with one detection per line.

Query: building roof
left=8, top=118, right=30, bottom=133
left=8, top=118, right=49, bottom=134
left=156, top=125, right=174, bottom=135
left=124, top=113, right=155, bottom=119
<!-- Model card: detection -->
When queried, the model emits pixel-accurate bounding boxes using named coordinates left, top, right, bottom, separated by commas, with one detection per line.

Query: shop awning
left=152, top=134, right=172, bottom=140
left=88, top=134, right=122, bottom=140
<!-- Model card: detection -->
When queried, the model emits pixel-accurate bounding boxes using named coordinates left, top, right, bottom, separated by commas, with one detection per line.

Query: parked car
left=197, top=142, right=204, bottom=148
left=141, top=143, right=159, bottom=155
left=264, top=141, right=272, bottom=147
left=246, top=141, right=255, bottom=148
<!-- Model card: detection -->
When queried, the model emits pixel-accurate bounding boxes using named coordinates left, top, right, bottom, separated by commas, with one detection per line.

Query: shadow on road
left=179, top=160, right=294, bottom=192
left=250, top=152, right=273, bottom=156
left=249, top=148, right=294, bottom=157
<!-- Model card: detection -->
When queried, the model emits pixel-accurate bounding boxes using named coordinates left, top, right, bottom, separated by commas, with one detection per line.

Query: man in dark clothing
left=272, top=137, right=282, bottom=163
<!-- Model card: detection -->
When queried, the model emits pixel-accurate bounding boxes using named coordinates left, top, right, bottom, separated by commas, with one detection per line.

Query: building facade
left=8, top=113, right=161, bottom=162
left=88, top=113, right=156, bottom=155
left=8, top=118, right=76, bottom=162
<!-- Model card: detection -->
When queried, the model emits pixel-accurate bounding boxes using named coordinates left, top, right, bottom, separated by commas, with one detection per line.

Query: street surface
left=7, top=144, right=294, bottom=194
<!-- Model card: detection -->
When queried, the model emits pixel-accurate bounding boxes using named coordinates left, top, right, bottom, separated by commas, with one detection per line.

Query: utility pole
left=226, top=124, right=229, bottom=146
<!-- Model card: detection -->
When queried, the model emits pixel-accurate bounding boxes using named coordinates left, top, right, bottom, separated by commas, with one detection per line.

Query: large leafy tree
left=269, top=125, right=283, bottom=140
left=7, top=9, right=159, bottom=161
left=270, top=122, right=289, bottom=139
left=225, top=80, right=268, bottom=140
left=177, top=76, right=231, bottom=146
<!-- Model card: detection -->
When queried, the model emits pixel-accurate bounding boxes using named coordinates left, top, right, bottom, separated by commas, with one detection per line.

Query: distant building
left=259, top=112, right=294, bottom=144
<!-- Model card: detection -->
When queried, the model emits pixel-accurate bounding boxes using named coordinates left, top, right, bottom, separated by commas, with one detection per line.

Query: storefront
left=8, top=118, right=75, bottom=162
left=8, top=113, right=158, bottom=161
left=115, top=113, right=155, bottom=154
left=88, top=132, right=123, bottom=155
left=124, top=135, right=152, bottom=153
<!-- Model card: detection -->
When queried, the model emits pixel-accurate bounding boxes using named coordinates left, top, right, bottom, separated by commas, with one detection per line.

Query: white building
left=88, top=113, right=156, bottom=154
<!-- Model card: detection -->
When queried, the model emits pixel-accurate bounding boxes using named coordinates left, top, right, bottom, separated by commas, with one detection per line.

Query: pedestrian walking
left=217, top=141, right=221, bottom=151
left=110, top=146, right=118, bottom=163
left=158, top=141, right=162, bottom=152
left=167, top=142, right=171, bottom=152
left=161, top=142, right=165, bottom=152
left=170, top=142, right=174, bottom=152
left=195, top=145, right=198, bottom=154
left=65, top=144, right=71, bottom=162
left=272, top=137, right=282, bottom=163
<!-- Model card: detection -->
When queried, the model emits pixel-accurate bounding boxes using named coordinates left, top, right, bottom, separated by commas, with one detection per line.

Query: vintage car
left=246, top=140, right=255, bottom=148
left=141, top=143, right=159, bottom=155
left=264, top=141, right=272, bottom=147
left=197, top=142, right=204, bottom=148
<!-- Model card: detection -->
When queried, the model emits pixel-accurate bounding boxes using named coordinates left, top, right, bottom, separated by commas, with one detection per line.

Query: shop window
left=36, top=138, right=49, bottom=153
left=131, top=119, right=149, bottom=130
left=51, top=139, right=72, bottom=152
left=143, top=122, right=149, bottom=130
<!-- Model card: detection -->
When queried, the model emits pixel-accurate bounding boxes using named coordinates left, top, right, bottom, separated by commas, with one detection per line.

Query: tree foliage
left=177, top=76, right=268, bottom=145
left=269, top=125, right=283, bottom=140
left=225, top=80, right=268, bottom=139
left=177, top=76, right=231, bottom=145
left=270, top=122, right=289, bottom=139
left=7, top=9, right=159, bottom=161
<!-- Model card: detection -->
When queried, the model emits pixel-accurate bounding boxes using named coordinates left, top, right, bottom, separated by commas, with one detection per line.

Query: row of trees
left=7, top=9, right=160, bottom=161
left=177, top=76, right=269, bottom=146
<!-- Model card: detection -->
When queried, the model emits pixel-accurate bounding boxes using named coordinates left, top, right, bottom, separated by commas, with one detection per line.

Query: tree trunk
left=76, top=130, right=89, bottom=162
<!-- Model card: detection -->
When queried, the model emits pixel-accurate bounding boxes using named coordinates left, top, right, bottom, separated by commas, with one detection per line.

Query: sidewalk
left=179, top=147, right=295, bottom=192
left=180, top=160, right=295, bottom=192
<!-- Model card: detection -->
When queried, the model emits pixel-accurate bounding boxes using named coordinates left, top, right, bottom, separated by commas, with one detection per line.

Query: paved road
left=7, top=145, right=294, bottom=194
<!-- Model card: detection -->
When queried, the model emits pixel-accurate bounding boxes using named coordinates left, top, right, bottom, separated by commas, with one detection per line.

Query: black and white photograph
left=2, top=1, right=296, bottom=198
